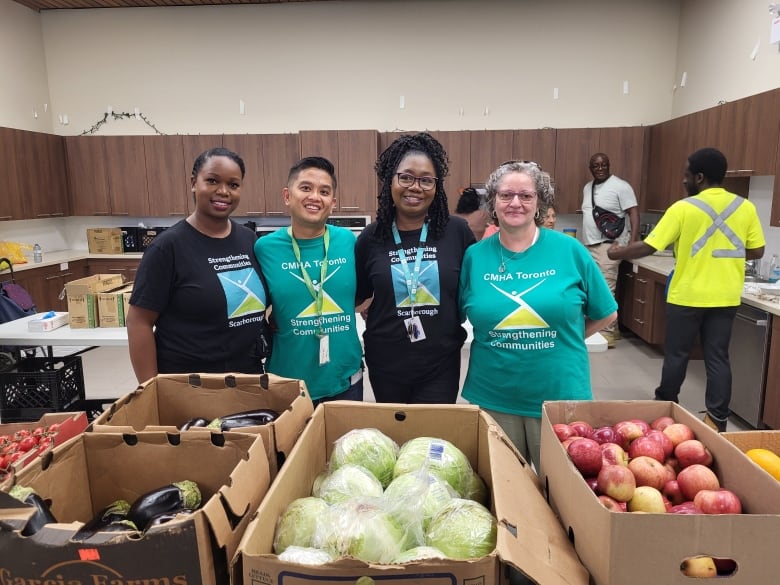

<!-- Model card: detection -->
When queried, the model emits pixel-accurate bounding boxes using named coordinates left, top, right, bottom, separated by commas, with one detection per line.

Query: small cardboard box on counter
left=91, top=372, right=314, bottom=476
left=233, top=401, right=590, bottom=585
left=64, top=274, right=125, bottom=328
left=97, top=283, right=133, bottom=327
left=0, top=431, right=270, bottom=585
left=540, top=400, right=780, bottom=585
left=86, top=228, right=124, bottom=254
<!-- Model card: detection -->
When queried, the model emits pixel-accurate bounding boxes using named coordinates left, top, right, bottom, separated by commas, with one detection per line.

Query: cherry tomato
left=0, top=434, right=10, bottom=444
left=14, top=429, right=31, bottom=441
left=45, top=423, right=61, bottom=435
left=1, top=443, right=16, bottom=456
left=32, top=427, right=45, bottom=438
left=0, top=455, right=7, bottom=470
left=5, top=451, right=23, bottom=465
left=37, top=437, right=53, bottom=451
left=16, top=436, right=38, bottom=453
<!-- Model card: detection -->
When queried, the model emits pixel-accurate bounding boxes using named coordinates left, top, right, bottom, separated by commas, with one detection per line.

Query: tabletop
left=0, top=314, right=128, bottom=347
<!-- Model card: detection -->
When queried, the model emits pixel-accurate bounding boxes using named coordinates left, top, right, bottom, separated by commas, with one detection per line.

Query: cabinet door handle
left=636, top=278, right=647, bottom=284
left=113, top=212, right=129, bottom=216
left=36, top=213, right=52, bottom=218
left=45, top=274, right=60, bottom=281
left=50, top=213, right=65, bottom=217
left=634, top=317, right=645, bottom=325
left=340, top=206, right=360, bottom=210
left=168, top=212, right=186, bottom=216
left=636, top=299, right=646, bottom=304
left=0, top=216, right=14, bottom=220
left=93, top=211, right=110, bottom=216
left=266, top=211, right=285, bottom=215
left=246, top=212, right=264, bottom=216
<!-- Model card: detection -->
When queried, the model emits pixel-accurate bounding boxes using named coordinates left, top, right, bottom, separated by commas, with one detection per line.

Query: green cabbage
left=273, top=497, right=330, bottom=554
left=384, top=471, right=456, bottom=534
left=464, top=470, right=489, bottom=506
left=329, top=428, right=399, bottom=488
left=277, top=545, right=333, bottom=565
left=425, top=498, right=497, bottom=560
left=393, top=437, right=474, bottom=497
left=318, top=464, right=383, bottom=504
left=392, top=545, right=448, bottom=563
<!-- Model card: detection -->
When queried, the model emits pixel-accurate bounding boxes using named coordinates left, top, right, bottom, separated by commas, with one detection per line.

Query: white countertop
left=0, top=313, right=128, bottom=346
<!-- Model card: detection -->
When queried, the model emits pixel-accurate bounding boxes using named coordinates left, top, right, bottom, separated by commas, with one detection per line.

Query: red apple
left=662, top=461, right=677, bottom=483
left=597, top=464, right=636, bottom=502
left=662, top=479, right=685, bottom=506
left=613, top=420, right=645, bottom=449
left=676, top=464, right=720, bottom=501
left=600, top=442, right=628, bottom=467
left=646, top=429, right=675, bottom=460
left=597, top=494, right=625, bottom=512
left=591, top=425, right=617, bottom=445
left=628, top=435, right=666, bottom=463
left=674, top=439, right=713, bottom=468
left=662, top=423, right=695, bottom=447
left=553, top=423, right=577, bottom=442
left=567, top=438, right=603, bottom=477
left=584, top=476, right=599, bottom=492
left=670, top=501, right=701, bottom=514
left=628, top=455, right=668, bottom=490
left=662, top=494, right=673, bottom=512
left=693, top=489, right=742, bottom=515
left=569, top=420, right=594, bottom=439
left=561, top=436, right=583, bottom=450
left=650, top=415, right=676, bottom=431
left=628, top=418, right=651, bottom=435
left=627, top=485, right=666, bottom=513
left=665, top=457, right=682, bottom=476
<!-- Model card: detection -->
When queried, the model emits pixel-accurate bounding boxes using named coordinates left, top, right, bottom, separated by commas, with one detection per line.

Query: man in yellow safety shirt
left=607, top=148, right=765, bottom=432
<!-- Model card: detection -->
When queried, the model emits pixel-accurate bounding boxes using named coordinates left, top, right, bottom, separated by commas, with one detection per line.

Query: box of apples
left=540, top=400, right=780, bottom=585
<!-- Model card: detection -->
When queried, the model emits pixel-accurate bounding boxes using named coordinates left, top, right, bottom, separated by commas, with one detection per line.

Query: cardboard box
left=26, top=311, right=69, bottom=332
left=91, top=372, right=314, bottom=477
left=97, top=283, right=133, bottom=327
left=0, top=431, right=270, bottom=585
left=233, top=402, right=589, bottom=585
left=0, top=411, right=88, bottom=471
left=722, top=430, right=780, bottom=481
left=540, top=400, right=780, bottom=585
left=64, top=274, right=126, bottom=328
left=87, top=227, right=124, bottom=254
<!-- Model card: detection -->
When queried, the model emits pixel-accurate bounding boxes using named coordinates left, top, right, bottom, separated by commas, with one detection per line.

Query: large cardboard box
left=233, top=401, right=590, bottom=585
left=87, top=227, right=124, bottom=254
left=65, top=274, right=126, bottom=328
left=91, top=372, right=314, bottom=476
left=0, top=431, right=270, bottom=585
left=97, top=283, right=133, bottom=327
left=541, top=400, right=780, bottom=585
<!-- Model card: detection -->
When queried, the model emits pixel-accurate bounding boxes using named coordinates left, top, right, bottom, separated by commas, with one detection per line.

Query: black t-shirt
left=130, top=220, right=270, bottom=374
left=355, top=216, right=475, bottom=380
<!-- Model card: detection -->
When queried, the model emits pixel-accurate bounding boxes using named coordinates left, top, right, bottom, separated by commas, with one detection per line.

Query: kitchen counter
left=0, top=250, right=143, bottom=276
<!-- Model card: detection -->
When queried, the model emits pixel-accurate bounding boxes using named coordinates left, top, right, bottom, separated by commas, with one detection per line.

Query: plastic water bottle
left=770, top=254, right=780, bottom=284
left=33, top=243, right=42, bottom=263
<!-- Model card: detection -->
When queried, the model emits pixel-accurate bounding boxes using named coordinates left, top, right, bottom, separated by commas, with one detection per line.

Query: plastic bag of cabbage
left=273, top=428, right=496, bottom=565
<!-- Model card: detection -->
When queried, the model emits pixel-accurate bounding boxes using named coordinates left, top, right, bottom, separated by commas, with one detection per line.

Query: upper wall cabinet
left=14, top=130, right=69, bottom=219
left=144, top=135, right=188, bottom=218
left=66, top=136, right=112, bottom=216
left=513, top=129, right=557, bottom=174
left=261, top=133, right=300, bottom=217
left=103, top=136, right=149, bottom=217
left=470, top=130, right=514, bottom=188
left=222, top=134, right=265, bottom=216
left=430, top=131, right=471, bottom=214
left=553, top=128, right=600, bottom=214
left=0, top=127, right=23, bottom=221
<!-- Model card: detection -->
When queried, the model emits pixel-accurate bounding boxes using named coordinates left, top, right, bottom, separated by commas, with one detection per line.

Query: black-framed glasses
left=499, top=160, right=542, bottom=170
left=496, top=191, right=538, bottom=203
left=396, top=173, right=438, bottom=191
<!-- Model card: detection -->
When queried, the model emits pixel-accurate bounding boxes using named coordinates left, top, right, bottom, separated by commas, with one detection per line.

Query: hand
left=607, top=242, right=623, bottom=260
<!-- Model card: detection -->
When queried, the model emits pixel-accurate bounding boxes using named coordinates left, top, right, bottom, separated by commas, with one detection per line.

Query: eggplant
left=206, top=408, right=279, bottom=431
left=72, top=499, right=137, bottom=542
left=127, top=480, right=201, bottom=531
left=180, top=417, right=210, bottom=431
left=9, top=485, right=57, bottom=536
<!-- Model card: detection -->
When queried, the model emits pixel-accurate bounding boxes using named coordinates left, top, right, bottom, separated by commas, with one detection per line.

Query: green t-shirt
left=255, top=225, right=362, bottom=400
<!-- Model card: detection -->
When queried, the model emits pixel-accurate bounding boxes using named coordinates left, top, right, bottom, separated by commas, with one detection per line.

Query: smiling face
left=284, top=167, right=336, bottom=235
left=190, top=155, right=242, bottom=220
left=589, top=154, right=611, bottom=184
left=391, top=152, right=437, bottom=229
left=495, top=171, right=539, bottom=231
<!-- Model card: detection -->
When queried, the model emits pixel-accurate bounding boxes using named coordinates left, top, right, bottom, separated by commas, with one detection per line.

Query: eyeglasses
left=496, top=191, right=537, bottom=203
left=499, top=160, right=542, bottom=170
left=396, top=173, right=438, bottom=191
left=590, top=162, right=609, bottom=170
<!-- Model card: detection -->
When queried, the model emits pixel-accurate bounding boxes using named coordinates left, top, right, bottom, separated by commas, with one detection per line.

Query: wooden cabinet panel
left=631, top=269, right=654, bottom=341
left=16, top=131, right=69, bottom=219
left=337, top=130, right=378, bottom=213
left=103, top=136, right=148, bottom=217
left=144, top=135, right=188, bottom=218
left=598, top=126, right=647, bottom=205
left=553, top=128, right=600, bottom=214
left=222, top=134, right=265, bottom=216
left=431, top=130, right=471, bottom=214
left=513, top=129, right=557, bottom=175
left=762, top=316, right=780, bottom=429
left=645, top=117, right=688, bottom=212
left=66, top=136, right=111, bottom=216
left=260, top=134, right=300, bottom=217
left=469, top=130, right=514, bottom=187
left=300, top=130, right=339, bottom=162
left=717, top=89, right=779, bottom=175
left=0, top=128, right=23, bottom=221
left=43, top=133, right=70, bottom=218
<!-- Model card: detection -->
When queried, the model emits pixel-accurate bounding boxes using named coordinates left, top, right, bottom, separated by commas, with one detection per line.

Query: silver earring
left=534, top=209, right=541, bottom=220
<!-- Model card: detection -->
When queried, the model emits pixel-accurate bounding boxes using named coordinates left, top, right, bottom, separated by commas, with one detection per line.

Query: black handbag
left=591, top=183, right=625, bottom=241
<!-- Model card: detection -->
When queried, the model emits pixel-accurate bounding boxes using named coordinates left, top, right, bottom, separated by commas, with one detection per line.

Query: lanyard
left=289, top=226, right=329, bottom=335
left=392, top=221, right=429, bottom=312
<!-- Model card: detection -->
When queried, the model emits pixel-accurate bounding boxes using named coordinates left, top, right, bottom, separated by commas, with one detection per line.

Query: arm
left=746, top=246, right=765, bottom=260
left=585, top=311, right=618, bottom=339
left=626, top=206, right=640, bottom=244
left=126, top=304, right=160, bottom=384
left=607, top=240, right=656, bottom=261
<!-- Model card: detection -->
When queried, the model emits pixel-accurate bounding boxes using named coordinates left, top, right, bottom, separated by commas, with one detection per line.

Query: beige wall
left=0, top=0, right=52, bottom=132
left=672, top=0, right=780, bottom=117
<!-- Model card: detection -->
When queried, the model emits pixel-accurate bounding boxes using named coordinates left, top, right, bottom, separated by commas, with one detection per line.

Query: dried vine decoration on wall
left=79, top=110, right=165, bottom=136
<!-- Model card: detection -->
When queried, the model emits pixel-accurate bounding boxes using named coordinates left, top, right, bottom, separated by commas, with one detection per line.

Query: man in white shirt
left=581, top=153, right=640, bottom=347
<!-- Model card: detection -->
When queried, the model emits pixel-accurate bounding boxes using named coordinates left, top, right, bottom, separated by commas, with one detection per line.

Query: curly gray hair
left=484, top=161, right=555, bottom=226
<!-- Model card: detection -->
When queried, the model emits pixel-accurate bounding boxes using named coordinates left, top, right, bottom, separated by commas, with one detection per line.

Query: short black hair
left=287, top=156, right=337, bottom=189
left=687, top=148, right=727, bottom=185
left=192, top=147, right=245, bottom=179
left=455, top=188, right=481, bottom=214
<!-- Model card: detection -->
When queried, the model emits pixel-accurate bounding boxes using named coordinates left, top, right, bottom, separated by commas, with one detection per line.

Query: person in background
left=542, top=201, right=558, bottom=229
left=355, top=132, right=475, bottom=404
left=127, top=147, right=270, bottom=382
left=453, top=187, right=489, bottom=240
left=460, top=160, right=617, bottom=470
left=608, top=147, right=765, bottom=432
left=255, top=157, right=363, bottom=406
left=581, top=153, right=639, bottom=348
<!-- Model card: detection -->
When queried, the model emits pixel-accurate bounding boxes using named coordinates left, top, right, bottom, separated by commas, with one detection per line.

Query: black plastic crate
left=120, top=227, right=140, bottom=253
left=0, top=356, right=85, bottom=422
left=139, top=227, right=168, bottom=251
left=70, top=398, right=115, bottom=422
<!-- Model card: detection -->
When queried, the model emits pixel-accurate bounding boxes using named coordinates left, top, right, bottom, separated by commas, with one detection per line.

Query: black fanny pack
left=591, top=184, right=625, bottom=240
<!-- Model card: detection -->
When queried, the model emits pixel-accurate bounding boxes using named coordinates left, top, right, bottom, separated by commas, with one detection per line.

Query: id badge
left=404, top=316, right=426, bottom=342
left=319, top=334, right=330, bottom=365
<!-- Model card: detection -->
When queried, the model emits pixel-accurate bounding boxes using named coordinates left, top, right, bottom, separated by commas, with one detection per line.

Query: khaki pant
left=586, top=242, right=619, bottom=335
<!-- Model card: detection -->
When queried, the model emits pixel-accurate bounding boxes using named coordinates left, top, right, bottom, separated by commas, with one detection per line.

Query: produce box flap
left=722, top=430, right=780, bottom=455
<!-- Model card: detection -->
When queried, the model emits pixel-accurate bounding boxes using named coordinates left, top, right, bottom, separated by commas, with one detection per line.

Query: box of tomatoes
left=540, top=400, right=780, bottom=585
left=0, top=411, right=88, bottom=477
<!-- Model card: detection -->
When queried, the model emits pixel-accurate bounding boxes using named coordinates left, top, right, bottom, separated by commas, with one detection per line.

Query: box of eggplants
left=0, top=430, right=270, bottom=585
left=92, top=372, right=314, bottom=476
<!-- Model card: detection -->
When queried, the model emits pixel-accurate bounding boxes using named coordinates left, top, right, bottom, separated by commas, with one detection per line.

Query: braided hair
left=374, top=132, right=450, bottom=240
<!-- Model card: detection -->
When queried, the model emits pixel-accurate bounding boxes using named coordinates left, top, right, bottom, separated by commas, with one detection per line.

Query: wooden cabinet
left=553, top=128, right=600, bottom=214
left=0, top=127, right=23, bottom=221
left=103, top=136, right=149, bottom=217
left=630, top=268, right=655, bottom=342
left=222, top=134, right=265, bottom=216
left=469, top=130, right=514, bottom=189
left=88, top=258, right=140, bottom=282
left=15, top=131, right=69, bottom=219
left=599, top=126, right=648, bottom=208
left=430, top=131, right=471, bottom=214
left=645, top=116, right=689, bottom=212
left=513, top=129, right=557, bottom=175
left=762, top=315, right=780, bottom=429
left=260, top=134, right=300, bottom=218
left=15, top=260, right=89, bottom=312
left=714, top=89, right=779, bottom=175
left=617, top=264, right=668, bottom=345
left=144, top=135, right=188, bottom=218
left=66, top=136, right=112, bottom=216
